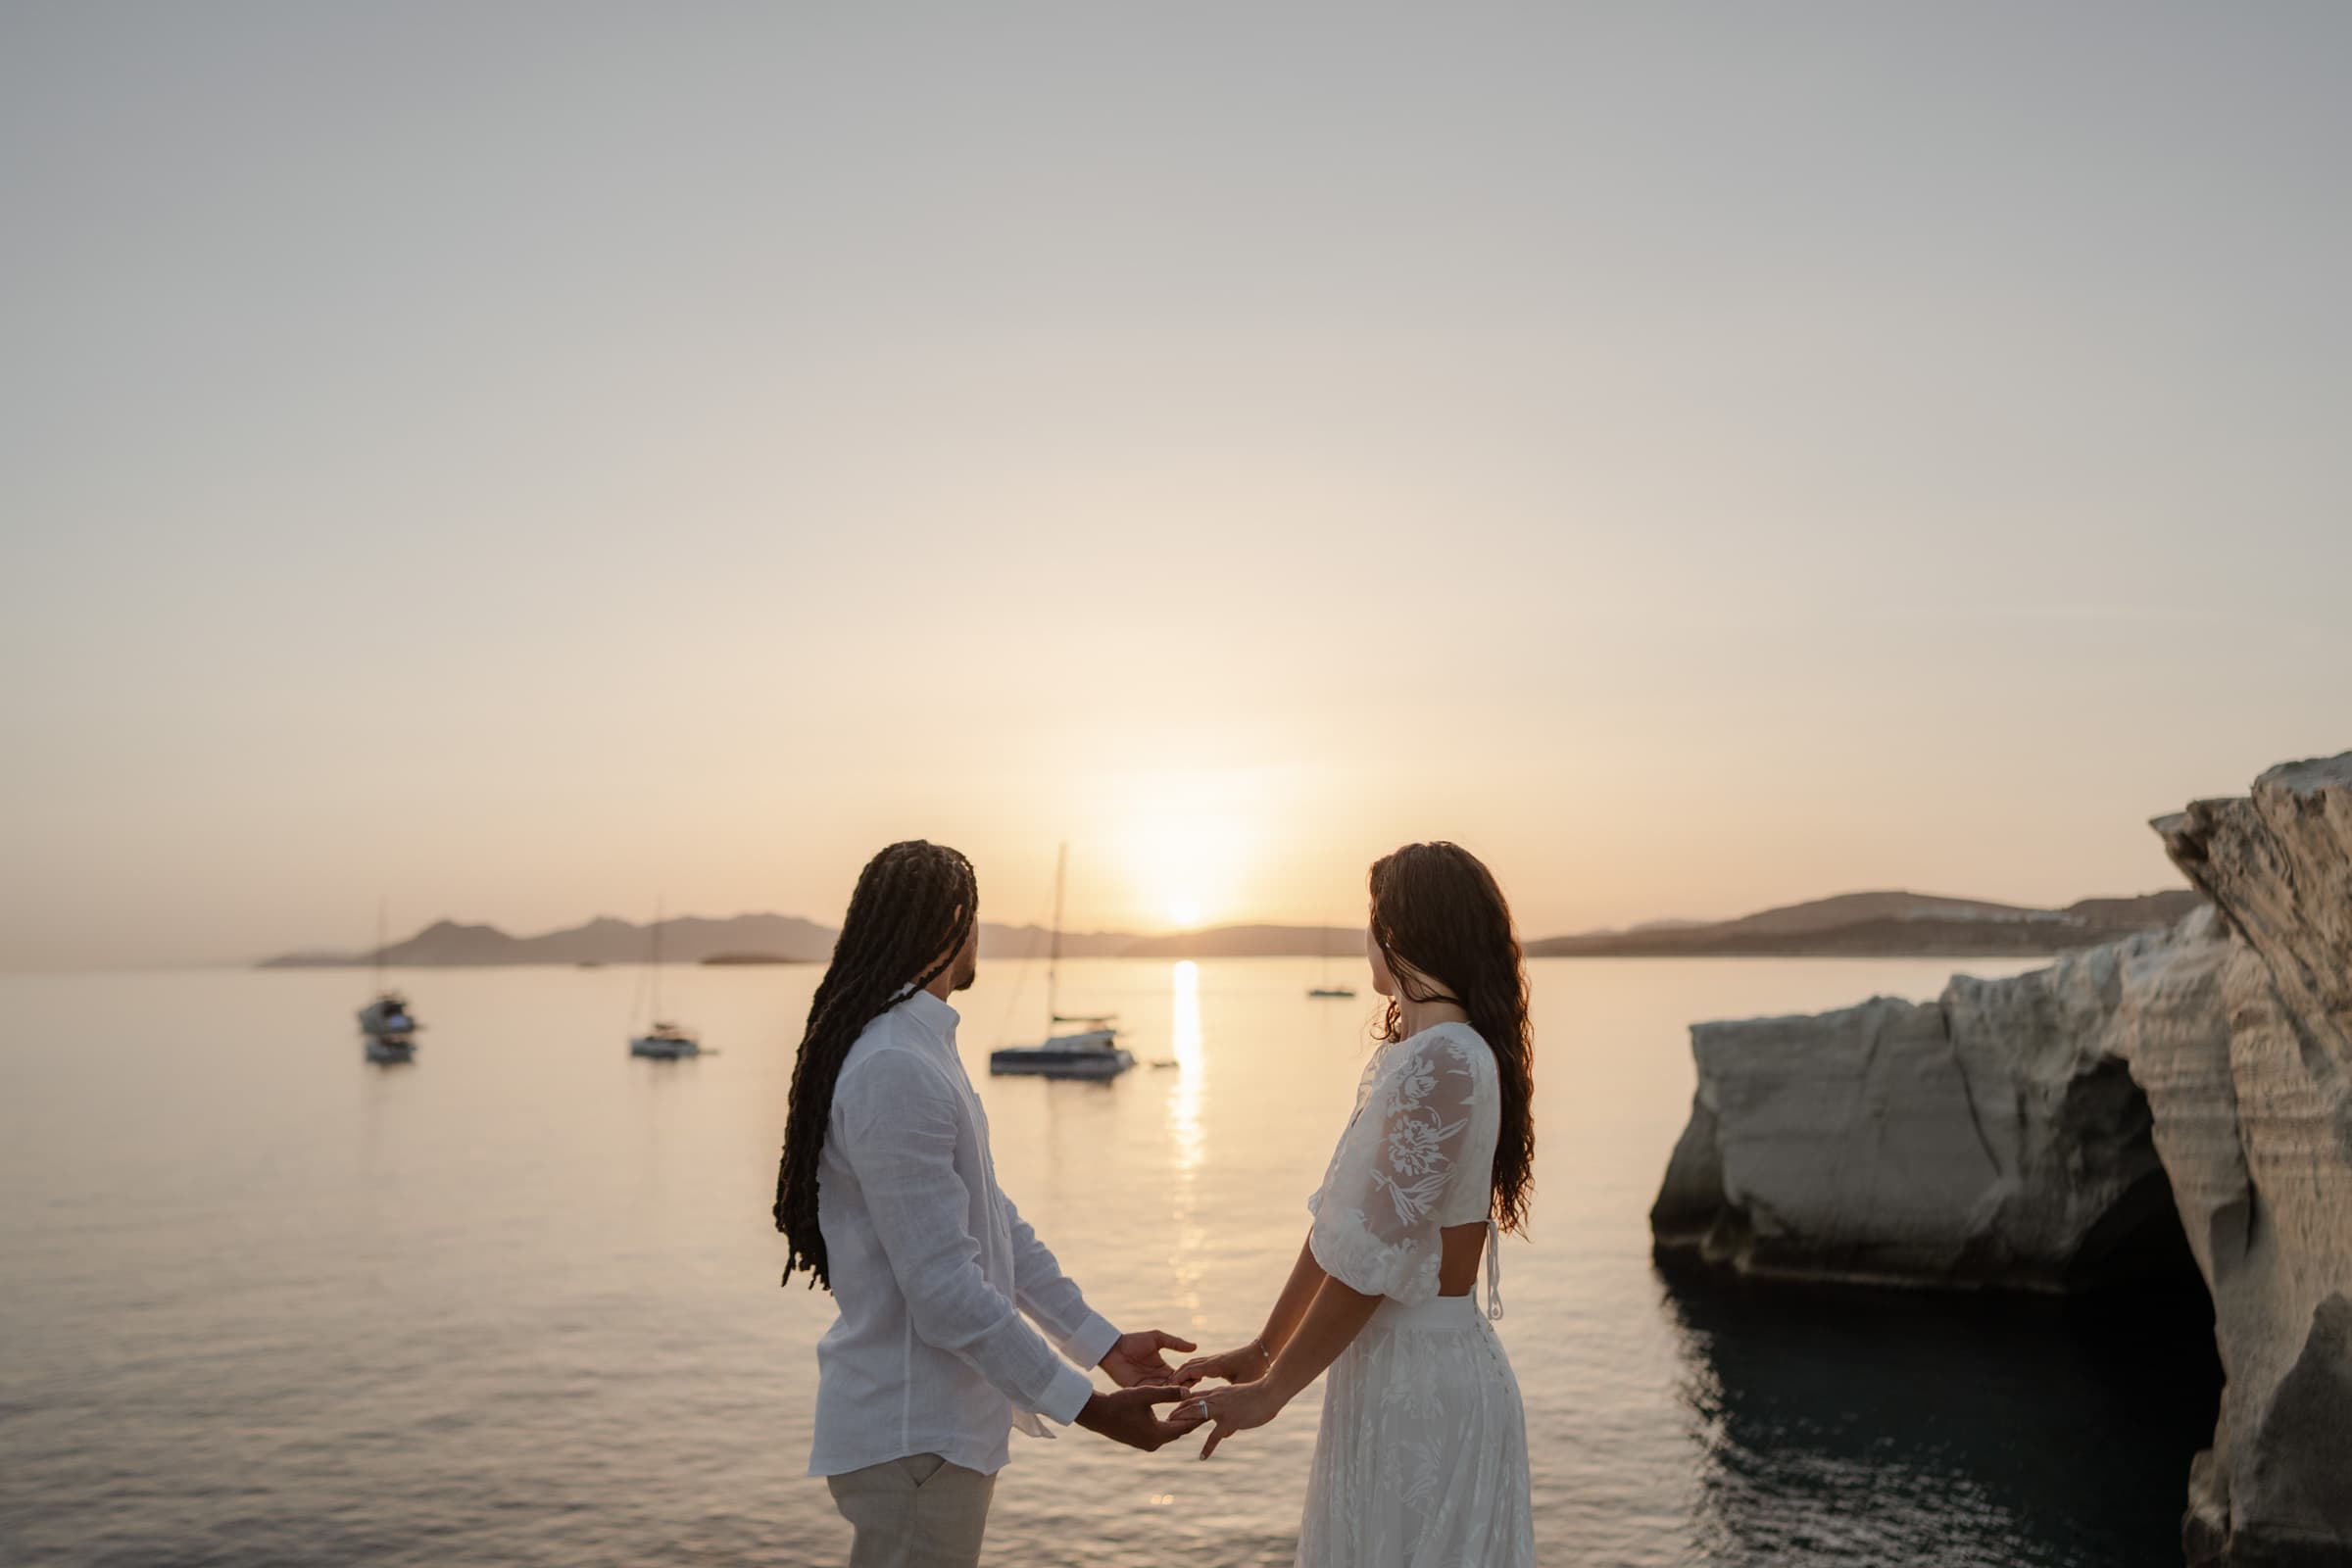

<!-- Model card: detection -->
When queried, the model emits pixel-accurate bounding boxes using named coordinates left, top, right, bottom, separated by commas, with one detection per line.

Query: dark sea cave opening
left=1653, top=1070, right=2225, bottom=1567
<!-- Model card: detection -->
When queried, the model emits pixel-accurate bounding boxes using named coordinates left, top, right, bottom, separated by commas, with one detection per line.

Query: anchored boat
left=358, top=991, right=418, bottom=1062
left=990, top=845, right=1134, bottom=1081
left=629, top=900, right=702, bottom=1059
left=989, top=1025, right=1134, bottom=1080
left=1307, top=917, right=1357, bottom=1000
left=357, top=902, right=419, bottom=1062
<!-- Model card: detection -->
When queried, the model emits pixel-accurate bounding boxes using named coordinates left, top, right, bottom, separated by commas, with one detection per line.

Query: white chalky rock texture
left=2156, top=756, right=2352, bottom=1567
left=1652, top=753, right=2352, bottom=1565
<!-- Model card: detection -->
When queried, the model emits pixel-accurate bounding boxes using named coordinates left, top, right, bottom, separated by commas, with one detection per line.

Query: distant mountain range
left=257, top=916, right=1354, bottom=967
left=258, top=888, right=2202, bottom=969
left=1522, top=889, right=2204, bottom=957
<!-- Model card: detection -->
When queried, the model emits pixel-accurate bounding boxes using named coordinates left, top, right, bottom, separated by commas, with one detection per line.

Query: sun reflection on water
left=1166, top=959, right=1207, bottom=1329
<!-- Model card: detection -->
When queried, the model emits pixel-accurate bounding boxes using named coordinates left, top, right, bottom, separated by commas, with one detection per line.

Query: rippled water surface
left=0, top=956, right=2218, bottom=1566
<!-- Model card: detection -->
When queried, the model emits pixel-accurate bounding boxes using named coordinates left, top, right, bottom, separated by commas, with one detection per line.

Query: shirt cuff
left=1037, top=1359, right=1097, bottom=1427
left=1062, top=1310, right=1120, bottom=1373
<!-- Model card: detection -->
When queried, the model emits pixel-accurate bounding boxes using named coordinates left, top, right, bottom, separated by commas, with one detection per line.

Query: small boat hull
left=989, top=1048, right=1135, bottom=1080
left=630, top=1033, right=701, bottom=1059
left=990, top=1029, right=1135, bottom=1080
left=1307, top=987, right=1357, bottom=999
left=359, top=993, right=420, bottom=1061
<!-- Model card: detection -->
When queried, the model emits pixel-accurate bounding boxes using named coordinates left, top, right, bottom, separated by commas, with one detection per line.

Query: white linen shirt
left=807, top=988, right=1120, bottom=1478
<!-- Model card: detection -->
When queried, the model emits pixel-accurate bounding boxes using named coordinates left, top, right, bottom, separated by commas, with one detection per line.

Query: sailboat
left=357, top=901, right=420, bottom=1062
left=628, top=902, right=702, bottom=1059
left=1307, top=918, right=1357, bottom=1000
left=990, top=845, right=1135, bottom=1081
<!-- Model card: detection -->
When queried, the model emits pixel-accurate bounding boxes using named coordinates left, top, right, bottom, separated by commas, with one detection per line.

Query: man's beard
left=953, top=956, right=978, bottom=992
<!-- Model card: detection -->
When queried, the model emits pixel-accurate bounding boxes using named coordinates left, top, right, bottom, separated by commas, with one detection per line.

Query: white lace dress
left=1298, top=1021, right=1536, bottom=1567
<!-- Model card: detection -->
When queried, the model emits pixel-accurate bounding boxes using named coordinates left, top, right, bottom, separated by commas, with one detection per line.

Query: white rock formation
left=2155, top=756, right=2352, bottom=1567
left=1649, top=907, right=2230, bottom=1289
left=1652, top=752, right=2352, bottom=1565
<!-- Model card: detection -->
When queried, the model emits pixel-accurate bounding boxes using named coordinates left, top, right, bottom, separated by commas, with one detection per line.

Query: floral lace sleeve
left=1307, top=1032, right=1485, bottom=1303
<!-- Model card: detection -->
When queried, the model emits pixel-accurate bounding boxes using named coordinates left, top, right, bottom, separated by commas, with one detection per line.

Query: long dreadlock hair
left=774, top=839, right=978, bottom=1291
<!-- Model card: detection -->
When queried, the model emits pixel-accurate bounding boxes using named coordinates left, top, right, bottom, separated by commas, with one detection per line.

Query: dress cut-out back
left=1295, top=1023, right=1534, bottom=1567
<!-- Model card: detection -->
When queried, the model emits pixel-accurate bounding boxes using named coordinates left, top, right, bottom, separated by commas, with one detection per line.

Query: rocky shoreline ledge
left=1651, top=753, right=2352, bottom=1567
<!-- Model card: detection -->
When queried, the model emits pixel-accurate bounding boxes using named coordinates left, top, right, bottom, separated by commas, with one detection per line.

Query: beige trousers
left=825, top=1452, right=997, bottom=1568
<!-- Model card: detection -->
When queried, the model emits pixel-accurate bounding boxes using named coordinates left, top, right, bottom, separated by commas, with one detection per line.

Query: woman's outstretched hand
left=1172, top=1340, right=1272, bottom=1389
left=1180, top=1379, right=1286, bottom=1458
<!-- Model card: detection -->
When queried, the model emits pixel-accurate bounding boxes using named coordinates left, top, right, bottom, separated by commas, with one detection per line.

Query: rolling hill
left=259, top=889, right=2202, bottom=969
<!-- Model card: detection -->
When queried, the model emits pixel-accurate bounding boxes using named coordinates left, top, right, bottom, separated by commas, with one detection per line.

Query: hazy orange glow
left=3, top=8, right=2344, bottom=972
left=1101, top=769, right=1269, bottom=930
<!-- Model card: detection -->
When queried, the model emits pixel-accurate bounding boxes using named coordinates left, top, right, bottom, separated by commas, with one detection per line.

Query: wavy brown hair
left=1368, top=841, right=1536, bottom=1235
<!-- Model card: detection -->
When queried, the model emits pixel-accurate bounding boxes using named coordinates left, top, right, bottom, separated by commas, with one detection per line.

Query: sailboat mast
left=374, top=898, right=386, bottom=995
left=650, top=898, right=663, bottom=1019
left=1047, top=844, right=1066, bottom=1025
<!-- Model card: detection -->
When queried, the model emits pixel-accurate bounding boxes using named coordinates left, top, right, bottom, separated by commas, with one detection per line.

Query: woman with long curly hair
left=1179, top=841, right=1538, bottom=1567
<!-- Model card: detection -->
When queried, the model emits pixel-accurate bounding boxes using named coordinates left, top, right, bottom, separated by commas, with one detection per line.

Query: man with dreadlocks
left=776, top=840, right=1201, bottom=1566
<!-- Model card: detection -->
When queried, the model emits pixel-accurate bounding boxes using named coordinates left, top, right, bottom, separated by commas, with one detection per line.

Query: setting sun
left=1091, top=766, right=1281, bottom=931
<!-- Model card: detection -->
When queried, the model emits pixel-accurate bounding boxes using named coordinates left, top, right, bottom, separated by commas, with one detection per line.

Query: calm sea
left=0, top=956, right=2218, bottom=1567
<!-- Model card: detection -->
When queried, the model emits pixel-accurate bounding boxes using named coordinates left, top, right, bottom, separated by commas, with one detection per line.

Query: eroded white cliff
left=1650, top=908, right=2229, bottom=1289
left=2156, top=756, right=2352, bottom=1567
left=1652, top=752, right=2352, bottom=1565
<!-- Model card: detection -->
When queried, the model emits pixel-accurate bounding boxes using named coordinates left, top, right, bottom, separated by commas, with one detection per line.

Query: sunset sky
left=4, top=5, right=2347, bottom=969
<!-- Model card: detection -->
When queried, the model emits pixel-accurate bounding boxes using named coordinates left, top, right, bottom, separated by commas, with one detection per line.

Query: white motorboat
left=990, top=844, right=1133, bottom=1081
left=357, top=903, right=419, bottom=1061
left=358, top=993, right=418, bottom=1062
left=627, top=900, right=702, bottom=1059
left=359, top=996, right=418, bottom=1064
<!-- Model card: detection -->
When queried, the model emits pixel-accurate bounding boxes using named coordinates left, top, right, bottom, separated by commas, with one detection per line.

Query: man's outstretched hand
left=1101, top=1329, right=1198, bottom=1388
left=1074, top=1385, right=1205, bottom=1452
